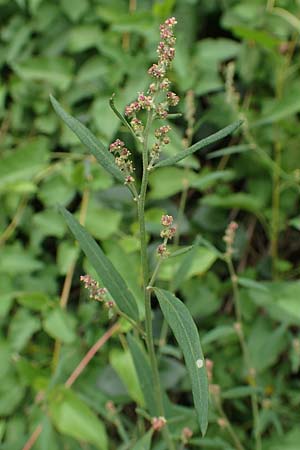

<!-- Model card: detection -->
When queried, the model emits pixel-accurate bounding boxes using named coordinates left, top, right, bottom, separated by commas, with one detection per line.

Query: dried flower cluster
left=109, top=139, right=135, bottom=184
left=80, top=275, right=115, bottom=310
left=157, top=214, right=176, bottom=257
left=108, top=17, right=179, bottom=175
left=223, top=221, right=238, bottom=256
left=80, top=274, right=107, bottom=301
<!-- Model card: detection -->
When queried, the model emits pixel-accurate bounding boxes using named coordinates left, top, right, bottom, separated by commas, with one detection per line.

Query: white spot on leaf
left=196, top=358, right=204, bottom=369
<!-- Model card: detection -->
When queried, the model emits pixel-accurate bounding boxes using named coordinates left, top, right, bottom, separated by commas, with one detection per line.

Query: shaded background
left=0, top=0, right=300, bottom=449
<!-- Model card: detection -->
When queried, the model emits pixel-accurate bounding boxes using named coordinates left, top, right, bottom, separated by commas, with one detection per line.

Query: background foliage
left=0, top=0, right=300, bottom=449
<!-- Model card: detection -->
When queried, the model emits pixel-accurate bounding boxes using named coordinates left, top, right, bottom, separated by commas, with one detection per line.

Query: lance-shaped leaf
left=50, top=95, right=124, bottom=183
left=154, top=120, right=242, bottom=168
left=127, top=334, right=157, bottom=416
left=153, top=288, right=208, bottom=435
left=60, top=207, right=139, bottom=321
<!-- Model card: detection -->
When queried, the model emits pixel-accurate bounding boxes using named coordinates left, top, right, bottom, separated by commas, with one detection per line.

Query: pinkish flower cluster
left=151, top=416, right=167, bottom=432
left=80, top=274, right=108, bottom=302
left=181, top=427, right=193, bottom=445
left=109, top=139, right=135, bottom=184
left=157, top=214, right=176, bottom=257
left=223, top=221, right=238, bottom=256
left=150, top=125, right=171, bottom=164
left=122, top=17, right=179, bottom=164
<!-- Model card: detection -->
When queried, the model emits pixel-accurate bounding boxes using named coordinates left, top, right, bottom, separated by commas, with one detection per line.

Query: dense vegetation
left=0, top=1, right=300, bottom=449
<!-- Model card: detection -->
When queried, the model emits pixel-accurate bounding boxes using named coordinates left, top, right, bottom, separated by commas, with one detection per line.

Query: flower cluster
left=223, top=221, right=238, bottom=256
left=157, top=214, right=176, bottom=257
left=109, top=139, right=135, bottom=184
left=150, top=125, right=171, bottom=164
left=80, top=274, right=108, bottom=302
left=122, top=17, right=179, bottom=165
left=151, top=416, right=167, bottom=432
left=181, top=427, right=193, bottom=445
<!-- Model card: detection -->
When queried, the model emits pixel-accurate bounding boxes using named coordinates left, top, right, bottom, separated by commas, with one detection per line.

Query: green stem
left=213, top=394, right=245, bottom=450
left=271, top=140, right=281, bottom=278
left=137, top=110, right=175, bottom=450
left=227, top=257, right=262, bottom=450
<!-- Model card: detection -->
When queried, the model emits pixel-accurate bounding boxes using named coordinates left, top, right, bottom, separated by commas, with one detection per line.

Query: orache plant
left=51, top=17, right=241, bottom=449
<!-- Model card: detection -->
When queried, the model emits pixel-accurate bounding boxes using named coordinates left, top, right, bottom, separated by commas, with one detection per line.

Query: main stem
left=137, top=111, right=175, bottom=450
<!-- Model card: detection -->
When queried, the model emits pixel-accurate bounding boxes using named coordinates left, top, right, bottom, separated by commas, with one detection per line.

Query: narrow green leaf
left=153, top=288, right=208, bottom=435
left=127, top=334, right=157, bottom=416
left=50, top=95, right=124, bottom=183
left=238, top=277, right=269, bottom=292
left=154, top=120, right=242, bottom=168
left=222, top=386, right=262, bottom=400
left=60, top=207, right=139, bottom=321
left=132, top=429, right=153, bottom=450
left=109, top=94, right=137, bottom=139
left=206, top=144, right=251, bottom=159
left=171, top=239, right=200, bottom=291
left=48, top=386, right=107, bottom=450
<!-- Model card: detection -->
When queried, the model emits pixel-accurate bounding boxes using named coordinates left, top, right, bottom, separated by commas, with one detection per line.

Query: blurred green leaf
left=110, top=348, right=144, bottom=405
left=43, top=308, right=76, bottom=344
left=48, top=386, right=108, bottom=450
left=127, top=334, right=156, bottom=415
left=14, top=57, right=74, bottom=89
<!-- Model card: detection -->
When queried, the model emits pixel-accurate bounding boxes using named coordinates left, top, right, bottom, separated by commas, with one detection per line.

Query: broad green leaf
left=154, top=288, right=208, bottom=435
left=0, top=377, right=25, bottom=416
left=43, top=308, right=76, bottom=344
left=253, top=82, right=300, bottom=126
left=289, top=216, right=300, bottom=231
left=0, top=138, right=49, bottom=193
left=191, top=170, right=236, bottom=191
left=202, top=192, right=264, bottom=213
left=48, top=386, right=107, bottom=450
left=154, top=120, right=242, bottom=168
left=132, top=429, right=153, bottom=450
left=60, top=207, right=139, bottom=321
left=148, top=167, right=198, bottom=200
left=67, top=25, right=102, bottom=52
left=202, top=325, right=236, bottom=346
left=127, top=334, right=157, bottom=415
left=14, top=57, right=74, bottom=89
left=159, top=246, right=217, bottom=282
left=248, top=319, right=287, bottom=373
left=8, top=308, right=40, bottom=352
left=232, top=26, right=280, bottom=48
left=195, top=38, right=241, bottom=64
left=246, top=281, right=300, bottom=325
left=16, top=292, right=51, bottom=311
left=109, top=348, right=144, bottom=405
left=264, top=427, right=300, bottom=450
left=50, top=96, right=124, bottom=183
left=85, top=200, right=122, bottom=240
left=61, top=0, right=88, bottom=22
